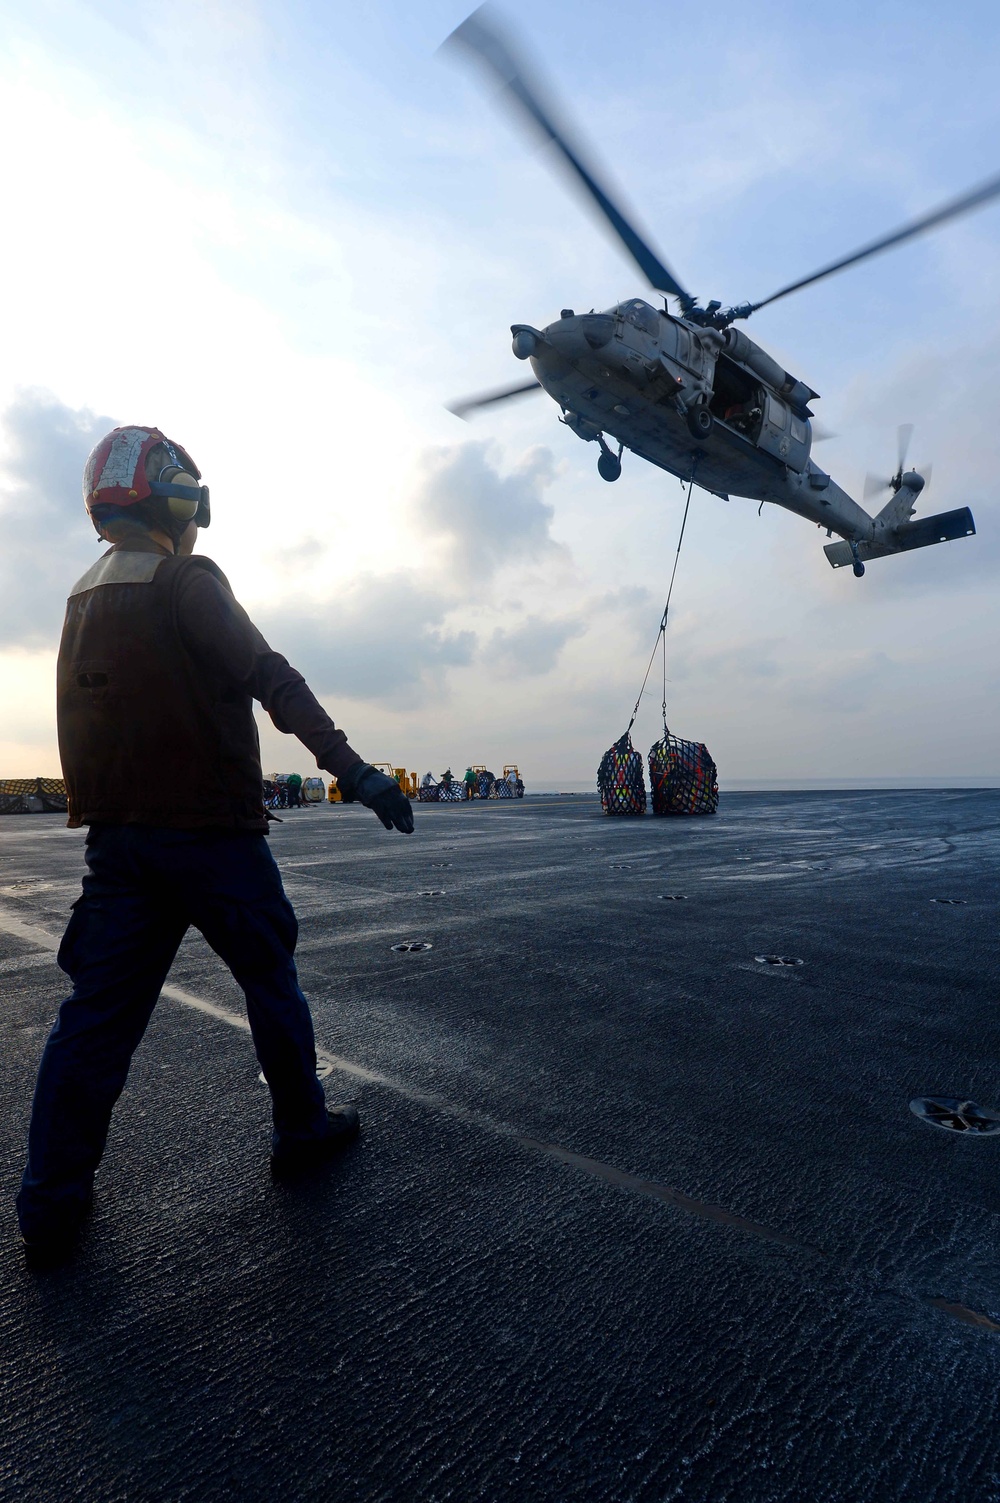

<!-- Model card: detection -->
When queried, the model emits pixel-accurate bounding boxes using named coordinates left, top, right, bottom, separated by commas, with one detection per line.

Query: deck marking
left=517, top=1138, right=820, bottom=1254
left=925, top=1298, right=1000, bottom=1334
left=0, top=907, right=61, bottom=949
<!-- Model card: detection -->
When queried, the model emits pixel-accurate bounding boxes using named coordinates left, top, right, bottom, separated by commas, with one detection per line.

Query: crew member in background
left=16, top=425, right=414, bottom=1268
left=286, top=771, right=303, bottom=809
left=463, top=767, right=476, bottom=800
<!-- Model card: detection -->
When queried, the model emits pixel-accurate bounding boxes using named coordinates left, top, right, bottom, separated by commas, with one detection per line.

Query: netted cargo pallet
left=439, top=781, right=464, bottom=802
left=648, top=734, right=718, bottom=816
left=0, top=777, right=68, bottom=815
left=597, top=734, right=647, bottom=815
left=418, top=785, right=440, bottom=802
left=476, top=771, right=495, bottom=798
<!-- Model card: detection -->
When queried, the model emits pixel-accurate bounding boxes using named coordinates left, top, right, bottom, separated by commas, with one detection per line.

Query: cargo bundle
left=597, top=733, right=647, bottom=815
left=0, top=777, right=68, bottom=815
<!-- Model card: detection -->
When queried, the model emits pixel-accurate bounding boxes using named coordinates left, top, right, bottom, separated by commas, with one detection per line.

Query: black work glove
left=338, top=762, right=414, bottom=833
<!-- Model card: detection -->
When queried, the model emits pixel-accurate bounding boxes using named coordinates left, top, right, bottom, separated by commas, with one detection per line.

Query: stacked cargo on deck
left=418, top=765, right=525, bottom=801
left=0, top=778, right=68, bottom=815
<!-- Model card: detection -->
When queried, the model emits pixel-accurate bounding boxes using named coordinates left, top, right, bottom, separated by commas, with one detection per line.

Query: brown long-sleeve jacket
left=57, top=540, right=361, bottom=831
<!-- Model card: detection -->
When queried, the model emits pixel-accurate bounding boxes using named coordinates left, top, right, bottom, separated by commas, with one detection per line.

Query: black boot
left=21, top=1191, right=94, bottom=1271
left=270, top=1105, right=361, bottom=1181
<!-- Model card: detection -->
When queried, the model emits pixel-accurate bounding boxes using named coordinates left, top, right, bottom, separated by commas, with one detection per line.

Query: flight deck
left=1, top=791, right=999, bottom=1501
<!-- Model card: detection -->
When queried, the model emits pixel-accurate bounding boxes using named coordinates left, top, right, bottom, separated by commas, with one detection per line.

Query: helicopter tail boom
left=824, top=507, right=976, bottom=570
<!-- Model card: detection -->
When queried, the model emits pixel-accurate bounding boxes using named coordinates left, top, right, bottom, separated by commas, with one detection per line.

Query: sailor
left=463, top=767, right=476, bottom=800
left=16, top=426, right=414, bottom=1267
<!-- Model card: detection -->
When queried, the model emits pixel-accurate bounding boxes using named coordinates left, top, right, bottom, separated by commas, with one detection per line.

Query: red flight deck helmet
left=82, top=425, right=210, bottom=531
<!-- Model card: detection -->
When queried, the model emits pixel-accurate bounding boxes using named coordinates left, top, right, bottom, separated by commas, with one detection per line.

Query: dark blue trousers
left=17, top=825, right=329, bottom=1241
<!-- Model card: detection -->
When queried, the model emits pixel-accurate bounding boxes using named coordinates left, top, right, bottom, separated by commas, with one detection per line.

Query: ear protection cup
left=152, top=466, right=208, bottom=525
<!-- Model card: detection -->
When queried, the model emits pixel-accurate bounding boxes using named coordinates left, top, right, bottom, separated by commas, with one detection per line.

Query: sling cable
left=597, top=461, right=719, bottom=816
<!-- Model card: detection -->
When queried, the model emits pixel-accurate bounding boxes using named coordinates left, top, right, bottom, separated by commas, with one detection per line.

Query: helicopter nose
left=544, top=312, right=615, bottom=358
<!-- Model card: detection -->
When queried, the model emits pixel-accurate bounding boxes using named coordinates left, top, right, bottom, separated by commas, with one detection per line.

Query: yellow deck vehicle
left=496, top=764, right=525, bottom=799
left=372, top=764, right=418, bottom=797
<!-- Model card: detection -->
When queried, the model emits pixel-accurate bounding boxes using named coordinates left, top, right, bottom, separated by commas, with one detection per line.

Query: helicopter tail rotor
left=863, top=424, right=928, bottom=503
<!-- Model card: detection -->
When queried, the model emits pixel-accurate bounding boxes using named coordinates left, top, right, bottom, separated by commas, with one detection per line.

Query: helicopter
left=443, top=8, right=997, bottom=578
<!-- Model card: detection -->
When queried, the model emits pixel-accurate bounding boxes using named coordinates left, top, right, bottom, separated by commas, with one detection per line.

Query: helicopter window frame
left=764, top=393, right=788, bottom=430
left=623, top=300, right=659, bottom=337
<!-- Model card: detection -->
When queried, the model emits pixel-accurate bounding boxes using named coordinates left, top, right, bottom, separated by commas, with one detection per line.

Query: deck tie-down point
left=910, top=1097, right=1000, bottom=1135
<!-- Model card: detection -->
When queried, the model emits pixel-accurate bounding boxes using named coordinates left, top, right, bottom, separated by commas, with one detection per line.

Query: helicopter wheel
left=597, top=436, right=622, bottom=482
left=852, top=561, right=865, bottom=578
left=686, top=403, right=713, bottom=440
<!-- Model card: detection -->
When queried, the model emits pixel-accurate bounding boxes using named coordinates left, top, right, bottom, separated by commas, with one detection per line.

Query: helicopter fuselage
left=516, top=299, right=874, bottom=544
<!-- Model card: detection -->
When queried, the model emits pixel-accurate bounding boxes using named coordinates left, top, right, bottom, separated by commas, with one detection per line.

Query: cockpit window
left=622, top=299, right=658, bottom=336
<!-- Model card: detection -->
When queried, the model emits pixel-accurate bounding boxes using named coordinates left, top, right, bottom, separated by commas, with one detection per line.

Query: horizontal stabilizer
left=825, top=507, right=976, bottom=569
left=892, top=507, right=976, bottom=551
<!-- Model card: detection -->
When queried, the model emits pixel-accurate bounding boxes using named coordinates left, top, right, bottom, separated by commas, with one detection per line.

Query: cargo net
left=0, top=777, right=68, bottom=815
left=648, top=734, right=718, bottom=816
left=597, top=733, right=647, bottom=816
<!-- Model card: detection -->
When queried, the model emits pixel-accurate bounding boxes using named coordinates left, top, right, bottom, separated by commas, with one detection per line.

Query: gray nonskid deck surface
left=1, top=792, right=999, bottom=1502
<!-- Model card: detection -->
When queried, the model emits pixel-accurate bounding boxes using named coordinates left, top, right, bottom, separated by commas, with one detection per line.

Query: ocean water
left=528, top=776, right=1000, bottom=795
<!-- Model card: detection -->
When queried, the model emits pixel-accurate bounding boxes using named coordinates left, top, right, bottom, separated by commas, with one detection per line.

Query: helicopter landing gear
left=597, top=436, right=623, bottom=482
left=686, top=402, right=713, bottom=441
left=850, top=541, right=865, bottom=577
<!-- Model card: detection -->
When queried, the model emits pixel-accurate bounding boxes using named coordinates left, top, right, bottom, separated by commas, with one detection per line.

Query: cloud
left=255, top=439, right=579, bottom=707
left=670, top=638, right=783, bottom=685
left=488, top=614, right=585, bottom=677
left=257, top=569, right=475, bottom=708
left=413, top=440, right=564, bottom=582
left=595, top=584, right=656, bottom=644
left=0, top=391, right=116, bottom=649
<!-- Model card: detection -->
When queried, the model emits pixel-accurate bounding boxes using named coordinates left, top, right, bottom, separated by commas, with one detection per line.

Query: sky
left=1, top=0, right=998, bottom=787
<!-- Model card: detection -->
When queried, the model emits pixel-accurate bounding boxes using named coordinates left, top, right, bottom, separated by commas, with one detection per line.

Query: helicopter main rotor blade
left=443, top=7, right=692, bottom=305
left=749, top=168, right=1000, bottom=315
left=446, top=378, right=542, bottom=419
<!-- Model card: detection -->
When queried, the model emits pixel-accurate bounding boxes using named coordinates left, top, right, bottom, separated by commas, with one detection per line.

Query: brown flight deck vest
left=57, top=548, right=267, bottom=831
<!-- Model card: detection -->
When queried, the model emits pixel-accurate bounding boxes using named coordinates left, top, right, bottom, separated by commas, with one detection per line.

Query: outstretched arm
left=175, top=568, right=413, bottom=833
